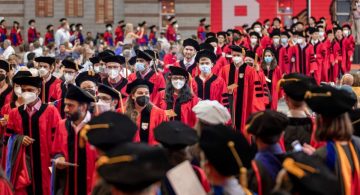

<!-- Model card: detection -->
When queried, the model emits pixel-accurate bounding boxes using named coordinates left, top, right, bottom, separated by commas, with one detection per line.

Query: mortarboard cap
left=304, top=84, right=357, bottom=117
left=200, top=18, right=206, bottom=23
left=270, top=29, right=281, bottom=38
left=75, top=71, right=101, bottom=86
left=0, top=60, right=10, bottom=72
left=195, top=49, right=217, bottom=64
left=13, top=76, right=42, bottom=88
left=98, top=83, right=120, bottom=101
left=183, top=38, right=200, bottom=51
left=103, top=55, right=125, bottom=65
left=229, top=45, right=246, bottom=56
left=246, top=110, right=288, bottom=138
left=205, top=32, right=216, bottom=38
left=126, top=79, right=154, bottom=94
left=62, top=59, right=82, bottom=71
left=249, top=32, right=261, bottom=39
left=128, top=56, right=137, bottom=66
left=205, top=36, right=218, bottom=44
left=169, top=66, right=189, bottom=79
left=135, top=49, right=153, bottom=62
left=154, top=121, right=198, bottom=149
left=245, top=50, right=256, bottom=59
left=217, top=31, right=227, bottom=37
left=89, top=56, right=100, bottom=64
left=35, top=56, right=55, bottom=65
left=13, top=70, right=32, bottom=80
left=279, top=73, right=317, bottom=101
left=98, top=50, right=115, bottom=61
left=199, top=43, right=214, bottom=52
left=65, top=84, right=95, bottom=103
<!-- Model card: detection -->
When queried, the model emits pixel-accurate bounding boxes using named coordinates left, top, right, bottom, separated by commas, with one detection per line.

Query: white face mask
left=250, top=38, right=258, bottom=44
left=108, top=69, right=120, bottom=79
left=297, top=38, right=304, bottom=44
left=38, top=67, right=49, bottom=77
left=94, top=66, right=101, bottom=73
left=14, top=87, right=22, bottom=97
left=171, top=79, right=185, bottom=90
left=232, top=56, right=243, bottom=64
left=273, top=38, right=280, bottom=44
left=343, top=30, right=350, bottom=36
left=199, top=64, right=212, bottom=74
left=107, top=27, right=112, bottom=31
left=254, top=27, right=261, bottom=33
left=319, top=31, right=325, bottom=37
left=64, top=73, right=75, bottom=83
left=79, top=26, right=83, bottom=31
left=174, top=24, right=179, bottom=28
left=22, top=92, right=37, bottom=105
left=96, top=99, right=111, bottom=113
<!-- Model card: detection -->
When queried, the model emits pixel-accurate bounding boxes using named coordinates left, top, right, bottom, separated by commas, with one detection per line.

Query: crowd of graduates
left=0, top=15, right=359, bottom=195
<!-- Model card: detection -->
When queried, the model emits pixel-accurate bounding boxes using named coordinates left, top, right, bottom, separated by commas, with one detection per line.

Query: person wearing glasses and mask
left=154, top=66, right=199, bottom=127
left=124, top=79, right=167, bottom=145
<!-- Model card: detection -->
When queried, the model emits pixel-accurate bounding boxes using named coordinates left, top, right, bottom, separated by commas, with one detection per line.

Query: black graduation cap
left=35, top=56, right=55, bottom=65
left=98, top=50, right=115, bottom=61
left=199, top=42, right=214, bottom=52
left=199, top=124, right=245, bottom=176
left=249, top=32, right=261, bottom=39
left=273, top=17, right=281, bottom=23
left=205, top=36, right=218, bottom=44
left=97, top=143, right=171, bottom=193
left=232, top=29, right=242, bottom=35
left=280, top=73, right=317, bottom=101
left=304, top=84, right=357, bottom=117
left=245, top=50, right=256, bottom=59
left=62, top=59, right=82, bottom=71
left=217, top=31, right=227, bottom=37
left=65, top=84, right=95, bottom=103
left=270, top=29, right=281, bottom=38
left=75, top=71, right=102, bottom=86
left=167, top=16, right=175, bottom=22
left=169, top=66, right=189, bottom=79
left=200, top=18, right=206, bottom=23
left=148, top=25, right=156, bottom=30
left=144, top=50, right=159, bottom=60
left=308, top=27, right=318, bottom=34
left=206, top=32, right=216, bottom=38
left=171, top=21, right=177, bottom=26
left=0, top=19, right=5, bottom=25
left=205, top=25, right=211, bottom=29
left=102, top=55, right=125, bottom=64
left=139, top=21, right=146, bottom=27
left=121, top=24, right=126, bottom=28
left=46, top=24, right=53, bottom=30
left=154, top=121, right=198, bottom=149
left=282, top=152, right=340, bottom=195
left=98, top=83, right=120, bottom=101
left=0, top=60, right=10, bottom=72
left=342, top=23, right=351, bottom=29
left=333, top=27, right=343, bottom=33
left=126, top=79, right=154, bottom=94
left=296, top=31, right=306, bottom=38
left=195, top=49, right=217, bottom=64
left=28, top=19, right=35, bottom=25
left=13, top=70, right=32, bottom=80
left=106, top=24, right=112, bottom=28
left=13, top=76, right=42, bottom=88
left=251, top=21, right=262, bottom=29
left=229, top=45, right=246, bottom=54
left=118, top=20, right=125, bottom=24
left=128, top=56, right=137, bottom=66
left=246, top=110, right=288, bottom=138
left=89, top=56, right=100, bottom=64
left=59, top=18, right=67, bottom=23
left=84, top=112, right=137, bottom=151
left=76, top=23, right=83, bottom=28
left=281, top=31, right=290, bottom=38
left=183, top=38, right=200, bottom=51
left=135, top=49, right=153, bottom=62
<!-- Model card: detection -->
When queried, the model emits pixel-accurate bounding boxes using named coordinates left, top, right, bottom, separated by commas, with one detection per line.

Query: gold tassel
left=242, top=48, right=245, bottom=57
left=304, top=91, right=331, bottom=99
left=79, top=124, right=111, bottom=148
left=244, top=112, right=264, bottom=133
left=96, top=155, right=133, bottom=167
left=118, top=91, right=125, bottom=114
left=276, top=78, right=300, bottom=93
left=283, top=158, right=318, bottom=179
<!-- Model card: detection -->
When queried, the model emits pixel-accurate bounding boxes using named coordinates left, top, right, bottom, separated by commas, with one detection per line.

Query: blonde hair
left=125, top=23, right=134, bottom=36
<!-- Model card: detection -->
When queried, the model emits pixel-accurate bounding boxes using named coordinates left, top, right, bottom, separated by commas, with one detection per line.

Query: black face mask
left=135, top=96, right=150, bottom=107
left=0, top=74, right=5, bottom=82
left=233, top=36, right=240, bottom=41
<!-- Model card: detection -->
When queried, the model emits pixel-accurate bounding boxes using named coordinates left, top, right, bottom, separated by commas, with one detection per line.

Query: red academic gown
left=133, top=106, right=168, bottom=145
left=27, top=27, right=37, bottom=44
left=163, top=53, right=177, bottom=74
left=102, top=77, right=128, bottom=109
left=278, top=45, right=293, bottom=74
left=44, top=32, right=54, bottom=46
left=0, top=173, right=13, bottom=195
left=320, top=39, right=330, bottom=82
left=41, top=76, right=62, bottom=104
left=219, top=63, right=267, bottom=138
left=249, top=44, right=264, bottom=60
left=114, top=26, right=124, bottom=45
left=0, top=102, right=17, bottom=169
left=52, top=119, right=97, bottom=195
left=0, top=26, right=7, bottom=42
left=0, top=85, right=12, bottom=109
left=6, top=103, right=61, bottom=195
left=343, top=35, right=355, bottom=73
left=330, top=40, right=343, bottom=82
left=290, top=44, right=317, bottom=76
left=103, top=31, right=114, bottom=47
left=174, top=60, right=200, bottom=78
left=197, top=25, right=205, bottom=42
left=10, top=28, right=22, bottom=46
left=193, top=74, right=227, bottom=105
left=166, top=25, right=176, bottom=42
left=260, top=35, right=272, bottom=48
left=154, top=90, right=199, bottom=127
left=128, top=70, right=166, bottom=102
left=261, top=66, right=282, bottom=110
left=327, top=39, right=338, bottom=82
left=212, top=55, right=229, bottom=75
left=312, top=41, right=327, bottom=83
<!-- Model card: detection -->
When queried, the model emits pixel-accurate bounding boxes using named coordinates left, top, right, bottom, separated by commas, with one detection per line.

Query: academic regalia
left=249, top=44, right=264, bottom=61
left=219, top=63, right=265, bottom=135
left=166, top=24, right=176, bottom=42
left=128, top=70, right=165, bottom=102
left=197, top=25, right=206, bottom=42
left=278, top=45, right=293, bottom=74
left=148, top=31, right=156, bottom=45
left=212, top=55, right=228, bottom=75
left=163, top=54, right=177, bottom=73
left=114, top=26, right=124, bottom=44
left=41, top=76, right=62, bottom=103
left=260, top=35, right=272, bottom=48
left=27, top=27, right=37, bottom=44
left=281, top=117, right=314, bottom=151
left=102, top=77, right=127, bottom=98
left=0, top=85, right=12, bottom=109
left=174, top=60, right=200, bottom=78
left=0, top=26, right=7, bottom=42
left=103, top=31, right=113, bottom=47
left=343, top=35, right=355, bottom=73
left=320, top=39, right=330, bottom=82
left=269, top=44, right=282, bottom=62
left=0, top=168, right=13, bottom=195
left=51, top=118, right=97, bottom=195
left=290, top=44, right=317, bottom=76
left=44, top=31, right=54, bottom=46
left=262, top=66, right=282, bottom=110
left=133, top=106, right=168, bottom=145
left=6, top=102, right=61, bottom=195
left=193, top=74, right=227, bottom=104
left=154, top=90, right=199, bottom=127
left=312, top=41, right=327, bottom=83
left=327, top=39, right=338, bottom=82
left=10, top=27, right=22, bottom=46
left=0, top=102, right=17, bottom=168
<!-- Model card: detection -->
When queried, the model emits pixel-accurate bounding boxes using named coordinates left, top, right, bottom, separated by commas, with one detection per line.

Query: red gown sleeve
left=51, top=120, right=68, bottom=160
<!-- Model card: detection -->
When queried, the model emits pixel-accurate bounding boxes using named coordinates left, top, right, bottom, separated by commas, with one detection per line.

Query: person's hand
left=350, top=56, right=353, bottom=62
left=291, top=57, right=295, bottom=62
left=302, top=143, right=316, bottom=155
left=22, top=136, right=35, bottom=146
left=54, top=157, right=67, bottom=169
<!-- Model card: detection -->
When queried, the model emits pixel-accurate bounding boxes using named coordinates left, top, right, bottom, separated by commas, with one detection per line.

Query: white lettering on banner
left=222, top=0, right=260, bottom=30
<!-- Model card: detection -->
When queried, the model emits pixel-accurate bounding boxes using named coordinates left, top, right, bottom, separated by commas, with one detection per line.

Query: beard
left=65, top=110, right=81, bottom=122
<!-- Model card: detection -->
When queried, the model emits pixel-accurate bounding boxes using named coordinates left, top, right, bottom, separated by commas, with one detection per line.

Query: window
left=160, top=0, right=175, bottom=30
left=277, top=0, right=293, bottom=27
left=66, top=0, right=84, bottom=17
left=96, top=0, right=114, bottom=23
left=36, top=0, right=54, bottom=17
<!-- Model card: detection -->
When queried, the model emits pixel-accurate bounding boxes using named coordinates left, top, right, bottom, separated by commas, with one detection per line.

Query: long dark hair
left=125, top=89, right=153, bottom=122
left=261, top=49, right=278, bottom=70
left=165, top=78, right=193, bottom=104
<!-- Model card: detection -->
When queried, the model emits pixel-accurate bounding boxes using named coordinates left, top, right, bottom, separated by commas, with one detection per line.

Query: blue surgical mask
left=199, top=64, right=212, bottom=74
left=135, top=62, right=146, bottom=72
left=264, top=56, right=273, bottom=64
left=281, top=38, right=288, bottom=44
